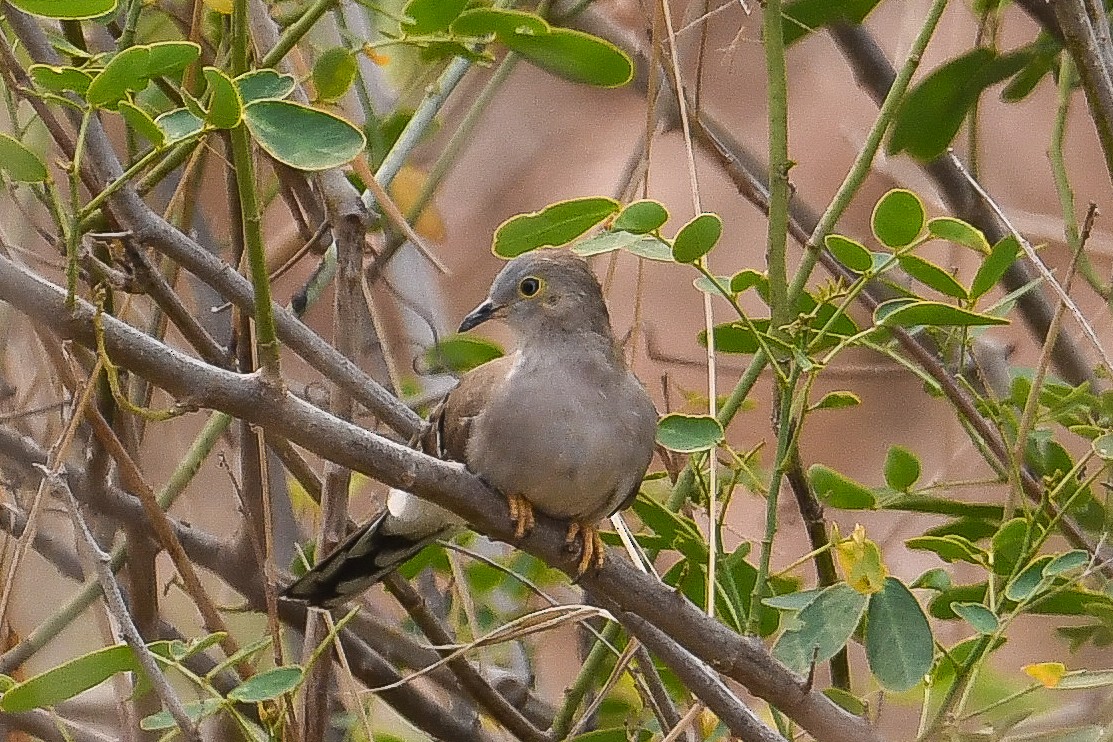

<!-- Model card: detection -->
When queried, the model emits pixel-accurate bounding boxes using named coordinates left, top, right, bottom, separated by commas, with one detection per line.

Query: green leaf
left=883, top=494, right=1002, bottom=520
left=925, top=517, right=998, bottom=542
left=897, top=254, right=968, bottom=299
left=951, top=602, right=999, bottom=634
left=927, top=217, right=990, bottom=254
left=402, top=0, right=470, bottom=34
left=656, top=414, right=723, bottom=453
left=86, top=42, right=201, bottom=109
left=235, top=69, right=296, bottom=103
left=613, top=200, right=669, bottom=233
left=0, top=134, right=48, bottom=182
left=117, top=101, right=165, bottom=148
left=911, top=567, right=952, bottom=592
left=425, top=335, right=503, bottom=375
left=313, top=48, right=358, bottom=103
left=763, top=589, right=822, bottom=611
left=0, top=645, right=138, bottom=711
left=1005, top=555, right=1054, bottom=602
left=782, top=0, right=881, bottom=45
left=883, top=446, right=920, bottom=490
left=970, top=235, right=1020, bottom=300
left=991, top=518, right=1028, bottom=576
left=703, top=320, right=770, bottom=354
left=243, top=100, right=365, bottom=171
left=1002, top=33, right=1061, bottom=102
left=866, top=577, right=934, bottom=691
left=871, top=189, right=924, bottom=248
left=672, top=213, right=723, bottom=263
left=7, top=0, right=116, bottom=19
left=1092, top=433, right=1113, bottom=461
left=202, top=67, right=242, bottom=129
left=808, top=465, right=876, bottom=509
left=730, top=269, right=766, bottom=293
left=140, top=698, right=224, bottom=731
left=568, top=729, right=630, bottom=742
left=824, top=234, right=873, bottom=272
left=1057, top=670, right=1113, bottom=689
left=502, top=28, right=634, bottom=88
left=888, top=48, right=1032, bottom=160
left=823, top=687, right=867, bottom=716
left=1044, top=550, right=1089, bottom=577
left=693, top=275, right=733, bottom=296
left=494, top=198, right=619, bottom=258
left=773, top=583, right=867, bottom=672
left=876, top=299, right=1009, bottom=327
left=227, top=665, right=303, bottom=702
left=451, top=8, right=549, bottom=37
left=810, top=391, right=862, bottom=411
left=571, top=230, right=671, bottom=262
left=155, top=108, right=204, bottom=143
left=906, top=535, right=987, bottom=565
left=29, top=64, right=93, bottom=94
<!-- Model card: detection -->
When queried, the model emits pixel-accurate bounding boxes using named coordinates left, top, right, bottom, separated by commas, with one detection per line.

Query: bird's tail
left=281, top=511, right=442, bottom=608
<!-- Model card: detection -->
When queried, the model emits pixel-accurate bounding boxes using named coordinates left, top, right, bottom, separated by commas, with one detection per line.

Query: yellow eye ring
left=518, top=276, right=543, bottom=297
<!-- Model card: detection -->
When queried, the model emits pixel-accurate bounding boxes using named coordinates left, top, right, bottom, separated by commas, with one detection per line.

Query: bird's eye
left=518, top=276, right=542, bottom=297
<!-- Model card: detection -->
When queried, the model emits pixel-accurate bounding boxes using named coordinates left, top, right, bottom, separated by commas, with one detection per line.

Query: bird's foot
left=565, top=521, right=605, bottom=576
left=507, top=492, right=535, bottom=539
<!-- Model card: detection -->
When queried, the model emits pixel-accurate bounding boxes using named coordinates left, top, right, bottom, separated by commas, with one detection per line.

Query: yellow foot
left=565, top=522, right=606, bottom=576
left=507, top=492, right=535, bottom=539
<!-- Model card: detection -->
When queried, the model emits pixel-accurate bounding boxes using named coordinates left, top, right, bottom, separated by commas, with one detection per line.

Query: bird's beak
left=458, top=299, right=499, bottom=332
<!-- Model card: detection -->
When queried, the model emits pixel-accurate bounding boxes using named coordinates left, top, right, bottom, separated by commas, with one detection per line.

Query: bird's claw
left=507, top=492, right=535, bottom=539
left=566, top=522, right=605, bottom=576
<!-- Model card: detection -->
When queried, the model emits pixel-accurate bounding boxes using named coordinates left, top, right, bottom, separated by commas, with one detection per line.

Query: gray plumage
left=283, top=250, right=658, bottom=607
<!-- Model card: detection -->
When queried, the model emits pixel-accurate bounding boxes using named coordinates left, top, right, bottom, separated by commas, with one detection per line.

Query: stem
left=763, top=0, right=790, bottom=329
left=746, top=370, right=799, bottom=635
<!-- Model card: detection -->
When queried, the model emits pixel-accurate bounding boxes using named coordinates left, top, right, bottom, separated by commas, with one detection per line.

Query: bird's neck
left=517, top=327, right=624, bottom=370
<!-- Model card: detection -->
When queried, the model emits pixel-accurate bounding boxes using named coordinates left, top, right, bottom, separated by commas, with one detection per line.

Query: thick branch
left=0, top=254, right=882, bottom=742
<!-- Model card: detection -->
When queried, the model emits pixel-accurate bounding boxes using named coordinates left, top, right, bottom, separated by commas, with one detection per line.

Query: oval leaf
left=425, top=335, right=503, bottom=375
left=402, top=0, right=470, bottom=34
left=730, top=269, right=766, bottom=293
left=928, top=216, right=990, bottom=254
left=494, top=197, right=619, bottom=258
left=810, top=391, right=862, bottom=411
left=140, top=698, right=224, bottom=730
left=243, top=100, right=365, bottom=171
left=906, top=535, right=986, bottom=565
left=155, top=108, right=204, bottom=143
left=503, top=28, right=634, bottom=88
left=235, top=70, right=296, bottom=103
left=1005, top=555, right=1053, bottom=602
left=971, top=235, right=1020, bottom=300
left=227, top=665, right=303, bottom=703
left=897, top=254, right=968, bottom=299
left=7, top=0, right=116, bottom=19
left=991, top=518, right=1027, bottom=576
left=613, top=200, right=668, bottom=234
left=876, top=300, right=1009, bottom=327
left=0, top=133, right=48, bottom=182
left=451, top=8, right=550, bottom=37
left=672, top=213, right=723, bottom=263
left=313, top=47, right=358, bottom=103
left=884, top=446, right=921, bottom=491
left=865, top=577, right=934, bottom=691
left=29, top=64, right=93, bottom=94
left=808, top=464, right=876, bottom=509
left=773, top=583, right=867, bottom=672
left=825, top=234, right=873, bottom=272
left=656, top=414, right=723, bottom=453
left=871, top=189, right=925, bottom=248
left=0, top=645, right=137, bottom=711
left=202, top=66, right=242, bottom=129
left=572, top=230, right=671, bottom=261
left=117, top=101, right=165, bottom=147
left=951, top=602, right=999, bottom=634
left=1044, top=550, right=1089, bottom=577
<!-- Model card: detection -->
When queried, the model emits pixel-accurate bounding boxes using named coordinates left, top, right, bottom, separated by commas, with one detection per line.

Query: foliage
left=0, top=0, right=1112, bottom=741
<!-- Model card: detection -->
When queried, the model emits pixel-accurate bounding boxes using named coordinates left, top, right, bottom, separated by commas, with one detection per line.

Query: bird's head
left=458, top=250, right=613, bottom=340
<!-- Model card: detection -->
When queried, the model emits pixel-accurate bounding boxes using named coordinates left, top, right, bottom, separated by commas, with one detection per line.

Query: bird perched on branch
left=283, top=249, right=658, bottom=608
